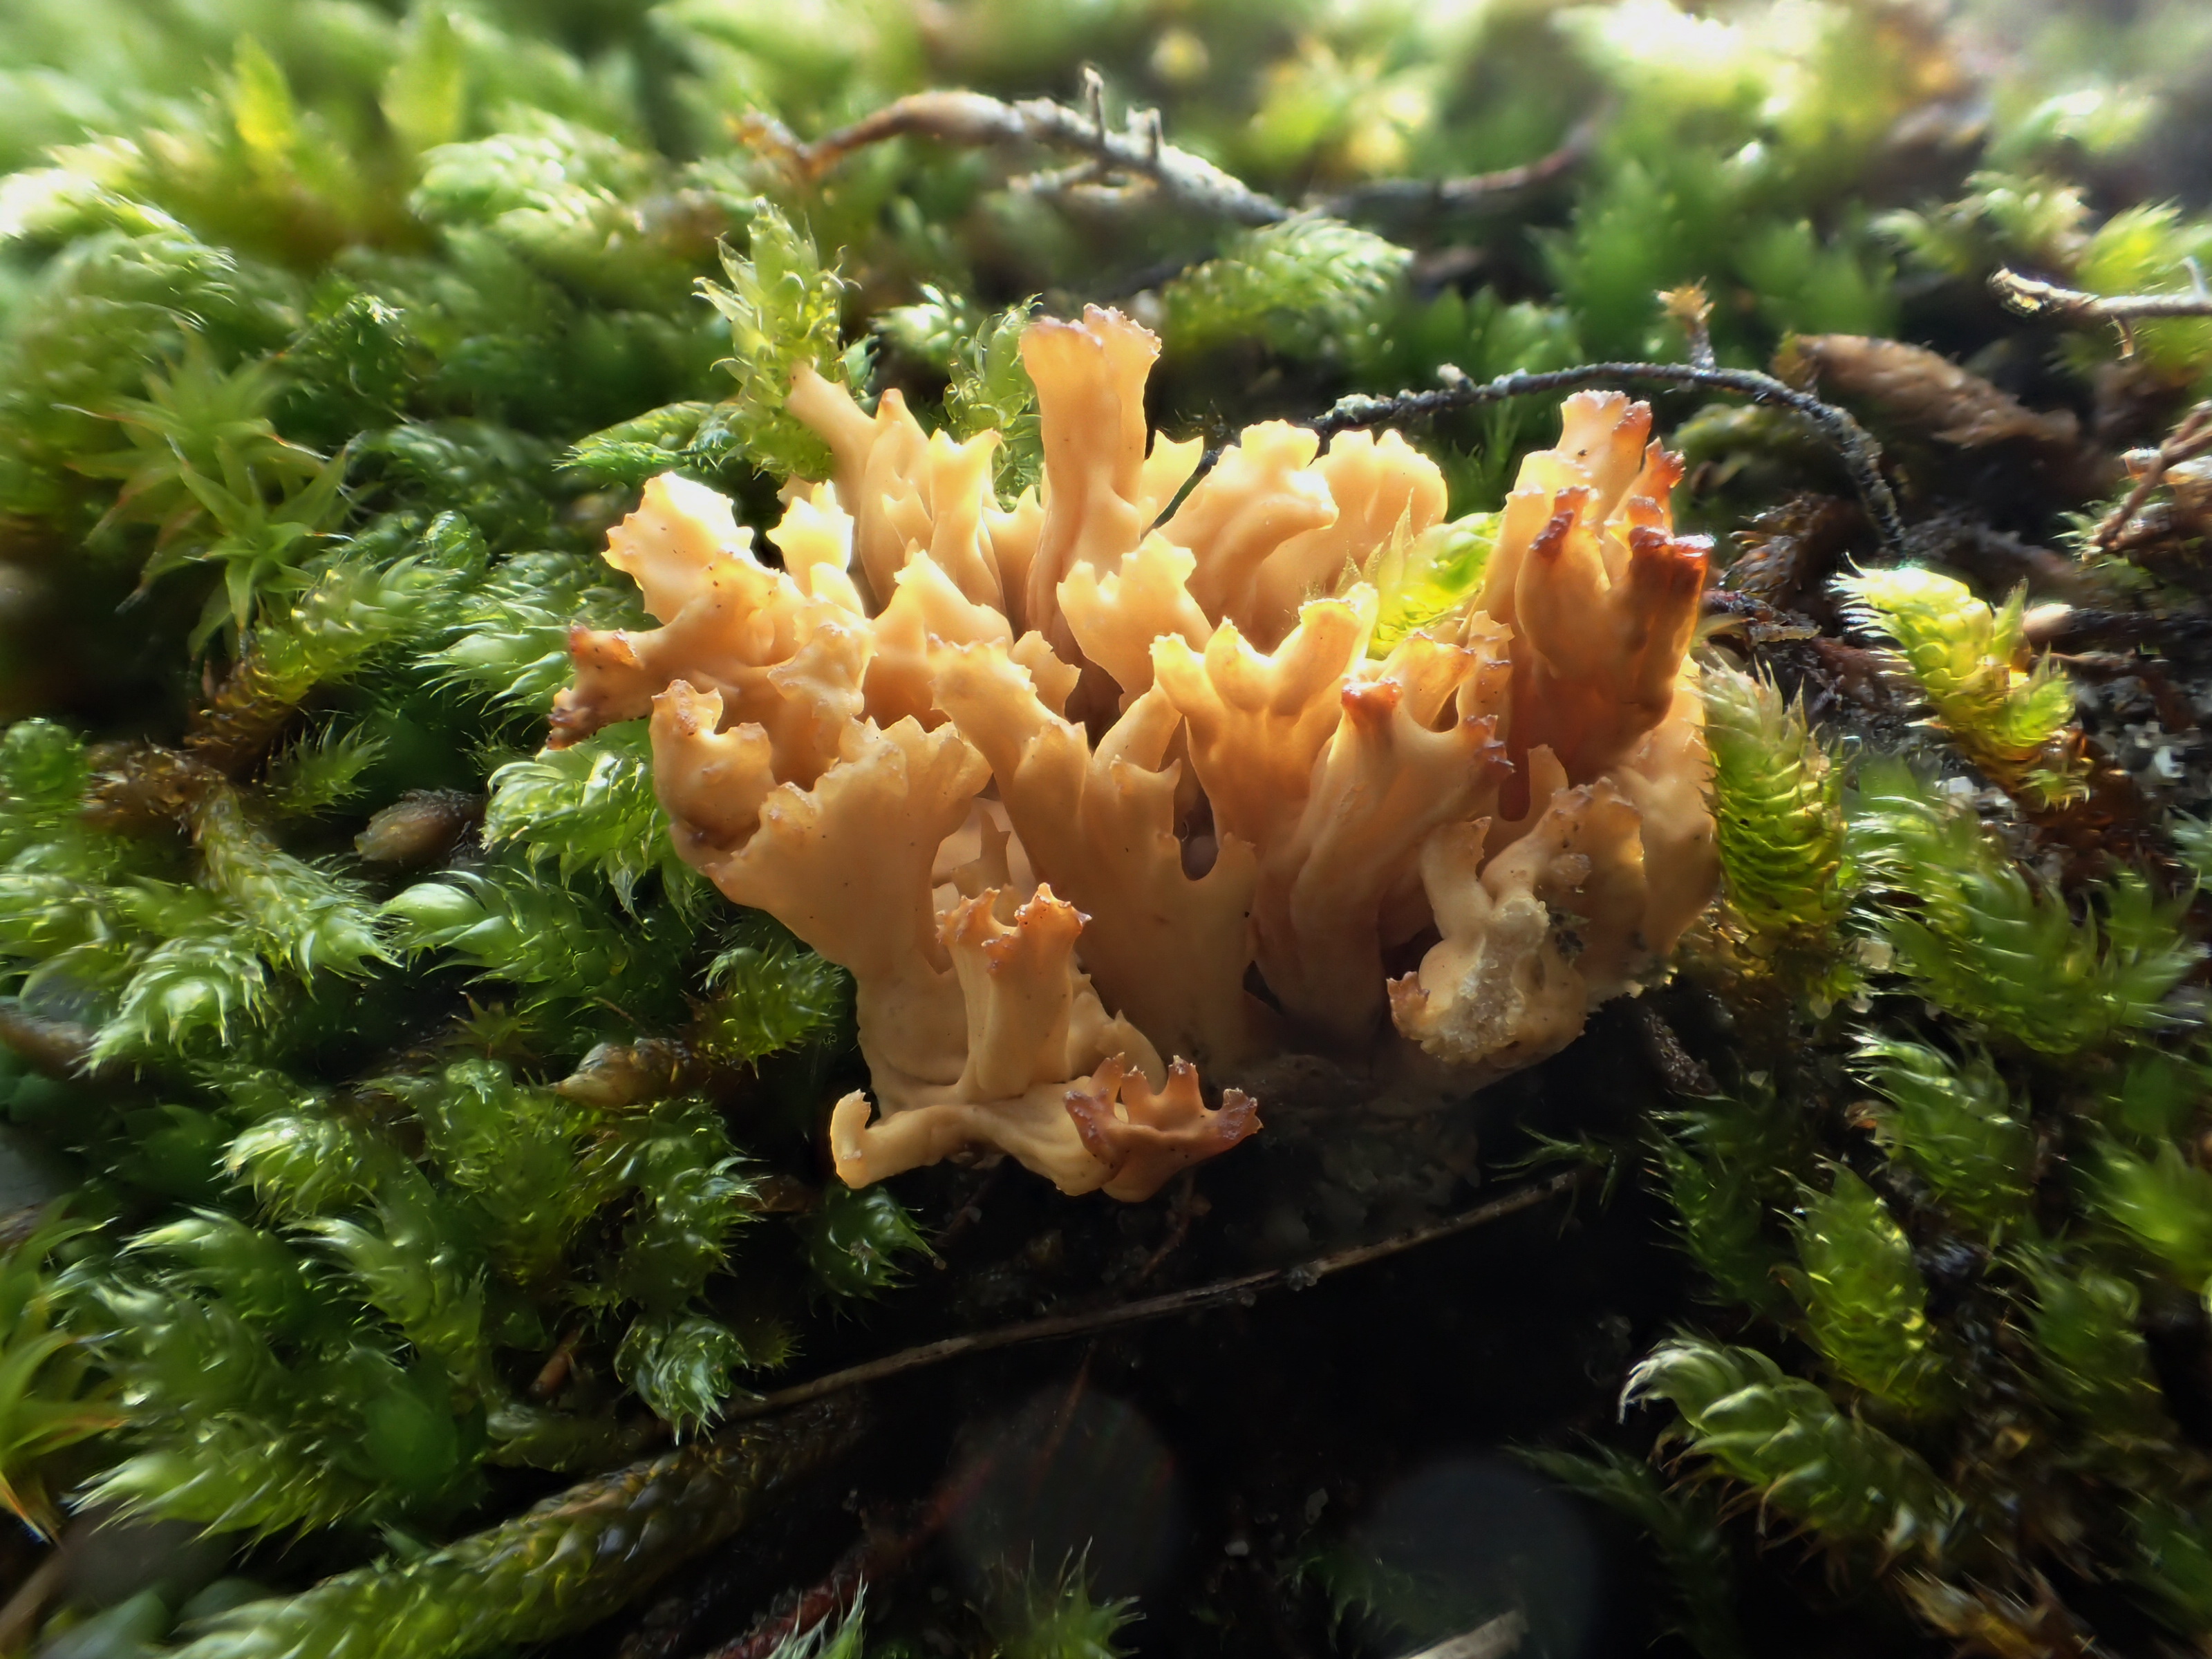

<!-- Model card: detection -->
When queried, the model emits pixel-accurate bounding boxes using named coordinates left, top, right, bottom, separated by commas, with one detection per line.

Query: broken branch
left=745, top=75, right=1286, bottom=225
left=1992, top=266, right=2212, bottom=327
left=747, top=77, right=1591, bottom=228
left=1315, top=115, right=1600, bottom=221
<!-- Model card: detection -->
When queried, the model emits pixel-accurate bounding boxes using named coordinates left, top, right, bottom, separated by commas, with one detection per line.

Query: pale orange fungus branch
left=547, top=308, right=1716, bottom=1201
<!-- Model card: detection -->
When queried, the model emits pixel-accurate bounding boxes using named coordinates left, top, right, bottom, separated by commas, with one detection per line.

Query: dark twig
left=1315, top=114, right=1601, bottom=221
left=722, top=1168, right=1591, bottom=1421
left=1992, top=265, right=2212, bottom=357
left=1130, top=1169, right=1203, bottom=1288
left=2090, top=400, right=2212, bottom=554
left=1311, top=362, right=1907, bottom=557
left=748, top=86, right=1593, bottom=229
left=1904, top=509, right=2113, bottom=605
left=745, top=88, right=1286, bottom=226
left=2023, top=605, right=2212, bottom=657
left=926, top=1161, right=1006, bottom=1266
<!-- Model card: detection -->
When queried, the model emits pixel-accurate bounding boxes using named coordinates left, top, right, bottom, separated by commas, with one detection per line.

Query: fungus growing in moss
left=551, top=308, right=1715, bottom=1199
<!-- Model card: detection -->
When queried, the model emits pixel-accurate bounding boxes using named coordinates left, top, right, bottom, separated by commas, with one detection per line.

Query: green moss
left=1788, top=1170, right=1954, bottom=1417
left=1, top=1, right=2209, bottom=1653
left=1700, top=661, right=1856, bottom=997
left=0, top=1210, right=115, bottom=1536
left=1838, top=568, right=2083, bottom=808
left=801, top=1183, right=930, bottom=1302
left=1624, top=1337, right=1959, bottom=1559
left=482, top=721, right=697, bottom=910
left=1850, top=762, right=2197, bottom=1053
left=695, top=201, right=856, bottom=481
left=1161, top=216, right=1410, bottom=359
left=1853, top=1036, right=2034, bottom=1239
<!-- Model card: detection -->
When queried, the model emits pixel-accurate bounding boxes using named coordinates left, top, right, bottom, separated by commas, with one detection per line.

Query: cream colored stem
left=1992, top=265, right=2212, bottom=324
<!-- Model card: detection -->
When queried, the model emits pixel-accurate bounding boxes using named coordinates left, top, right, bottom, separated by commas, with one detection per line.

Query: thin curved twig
left=745, top=77, right=1286, bottom=226
left=1315, top=113, right=1601, bottom=221
left=1311, top=362, right=1908, bottom=558
left=722, top=1165, right=1593, bottom=1421
left=746, top=75, right=1591, bottom=229
left=1992, top=264, right=2212, bottom=362
left=1992, top=265, right=2212, bottom=334
left=2022, top=604, right=2212, bottom=656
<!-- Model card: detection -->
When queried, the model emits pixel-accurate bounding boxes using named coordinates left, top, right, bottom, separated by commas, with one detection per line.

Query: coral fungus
left=551, top=308, right=1716, bottom=1199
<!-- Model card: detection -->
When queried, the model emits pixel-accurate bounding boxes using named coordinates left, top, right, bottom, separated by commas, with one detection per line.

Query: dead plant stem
left=747, top=79, right=1588, bottom=227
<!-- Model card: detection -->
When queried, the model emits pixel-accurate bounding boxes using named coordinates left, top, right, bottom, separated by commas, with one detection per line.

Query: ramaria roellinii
left=547, top=307, right=1717, bottom=1201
